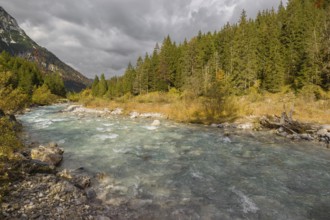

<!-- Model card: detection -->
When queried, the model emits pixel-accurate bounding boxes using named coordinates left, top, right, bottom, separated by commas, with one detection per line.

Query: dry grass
left=242, top=91, right=330, bottom=124
left=76, top=89, right=330, bottom=125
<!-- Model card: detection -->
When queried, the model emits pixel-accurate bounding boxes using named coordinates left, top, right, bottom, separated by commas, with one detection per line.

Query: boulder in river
left=31, top=142, right=64, bottom=166
left=151, top=120, right=161, bottom=126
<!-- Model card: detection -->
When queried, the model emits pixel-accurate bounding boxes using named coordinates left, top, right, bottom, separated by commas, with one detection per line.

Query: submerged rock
left=31, top=143, right=64, bottom=166
left=151, top=119, right=161, bottom=126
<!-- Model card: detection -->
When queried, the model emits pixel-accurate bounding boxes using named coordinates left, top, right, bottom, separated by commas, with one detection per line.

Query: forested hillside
left=92, top=0, right=330, bottom=99
left=0, top=51, right=66, bottom=113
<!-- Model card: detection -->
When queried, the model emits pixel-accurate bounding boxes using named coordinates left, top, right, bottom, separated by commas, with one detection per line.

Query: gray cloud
left=0, top=0, right=287, bottom=78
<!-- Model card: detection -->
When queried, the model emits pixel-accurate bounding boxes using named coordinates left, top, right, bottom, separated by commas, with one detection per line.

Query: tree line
left=92, top=0, right=330, bottom=99
left=0, top=51, right=66, bottom=112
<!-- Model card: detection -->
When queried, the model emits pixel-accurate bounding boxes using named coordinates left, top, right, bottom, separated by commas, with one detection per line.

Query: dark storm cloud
left=0, top=0, right=287, bottom=78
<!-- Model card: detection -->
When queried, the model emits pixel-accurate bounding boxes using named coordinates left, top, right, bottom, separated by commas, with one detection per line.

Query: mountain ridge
left=0, top=6, right=91, bottom=91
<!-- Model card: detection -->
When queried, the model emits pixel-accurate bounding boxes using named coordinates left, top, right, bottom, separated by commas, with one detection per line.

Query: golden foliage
left=32, top=84, right=57, bottom=105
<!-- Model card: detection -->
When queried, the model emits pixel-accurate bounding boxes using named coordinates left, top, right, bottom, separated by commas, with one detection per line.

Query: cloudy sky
left=0, top=0, right=287, bottom=79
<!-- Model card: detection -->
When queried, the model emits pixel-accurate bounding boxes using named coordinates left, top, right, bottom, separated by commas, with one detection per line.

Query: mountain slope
left=0, top=6, right=91, bottom=91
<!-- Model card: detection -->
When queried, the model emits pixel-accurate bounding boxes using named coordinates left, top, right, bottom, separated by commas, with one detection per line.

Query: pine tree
left=256, top=10, right=284, bottom=92
left=91, top=75, right=100, bottom=97
left=98, top=74, right=108, bottom=97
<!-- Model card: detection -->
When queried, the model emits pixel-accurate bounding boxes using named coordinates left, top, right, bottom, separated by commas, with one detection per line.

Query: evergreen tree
left=91, top=75, right=100, bottom=96
left=98, top=73, right=108, bottom=96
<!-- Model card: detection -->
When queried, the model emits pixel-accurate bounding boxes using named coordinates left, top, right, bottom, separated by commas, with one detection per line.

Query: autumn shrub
left=0, top=87, right=30, bottom=113
left=0, top=117, right=23, bottom=202
left=32, top=84, right=57, bottom=105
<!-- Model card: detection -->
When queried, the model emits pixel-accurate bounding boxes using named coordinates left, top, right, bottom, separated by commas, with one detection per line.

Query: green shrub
left=0, top=118, right=22, bottom=158
left=0, top=87, right=30, bottom=113
left=32, top=84, right=57, bottom=105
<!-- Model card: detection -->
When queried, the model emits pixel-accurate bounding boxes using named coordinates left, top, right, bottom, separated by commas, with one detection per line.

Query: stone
left=65, top=105, right=81, bottom=112
left=85, top=188, right=97, bottom=200
left=300, top=133, right=313, bottom=141
left=31, top=144, right=64, bottom=166
left=237, top=123, right=253, bottom=130
left=317, top=129, right=328, bottom=136
left=320, top=124, right=330, bottom=132
left=111, top=108, right=123, bottom=115
left=151, top=119, right=160, bottom=126
left=21, top=159, right=55, bottom=174
left=130, top=111, right=139, bottom=119
left=324, top=133, right=330, bottom=142
left=58, top=169, right=91, bottom=189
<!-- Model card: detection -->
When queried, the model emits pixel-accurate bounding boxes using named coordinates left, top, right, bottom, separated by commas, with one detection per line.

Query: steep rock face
left=0, top=7, right=91, bottom=91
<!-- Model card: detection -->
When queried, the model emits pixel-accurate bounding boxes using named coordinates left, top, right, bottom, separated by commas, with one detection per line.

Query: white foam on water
left=191, top=171, right=204, bottom=179
left=58, top=139, right=66, bottom=144
left=93, top=134, right=119, bottom=140
left=51, top=118, right=68, bottom=122
left=96, top=127, right=105, bottom=131
left=222, top=137, right=232, bottom=143
left=231, top=187, right=259, bottom=214
left=35, top=120, right=53, bottom=128
left=112, top=148, right=131, bottom=154
left=103, top=123, right=114, bottom=127
left=143, top=126, right=158, bottom=130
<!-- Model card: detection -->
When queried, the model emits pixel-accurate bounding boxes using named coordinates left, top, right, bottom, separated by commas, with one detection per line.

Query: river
left=17, top=104, right=330, bottom=219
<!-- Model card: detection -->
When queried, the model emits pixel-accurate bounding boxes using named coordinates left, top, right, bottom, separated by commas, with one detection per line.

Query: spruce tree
left=98, top=74, right=108, bottom=97
left=91, top=75, right=100, bottom=97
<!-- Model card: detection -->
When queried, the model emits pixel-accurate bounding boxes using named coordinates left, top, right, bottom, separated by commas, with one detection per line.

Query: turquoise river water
left=18, top=104, right=330, bottom=219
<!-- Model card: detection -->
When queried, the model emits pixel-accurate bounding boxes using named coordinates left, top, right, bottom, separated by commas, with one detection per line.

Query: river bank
left=64, top=104, right=330, bottom=148
left=1, top=104, right=330, bottom=219
left=0, top=142, right=135, bottom=219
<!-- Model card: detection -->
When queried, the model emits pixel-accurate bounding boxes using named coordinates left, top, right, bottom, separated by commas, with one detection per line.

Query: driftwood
left=260, top=112, right=312, bottom=134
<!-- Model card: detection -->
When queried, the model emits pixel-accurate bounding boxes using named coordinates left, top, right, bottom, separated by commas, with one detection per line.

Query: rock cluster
left=31, top=142, right=64, bottom=166
left=0, top=143, right=133, bottom=219
left=63, top=105, right=123, bottom=117
left=130, top=111, right=164, bottom=119
left=259, top=114, right=330, bottom=147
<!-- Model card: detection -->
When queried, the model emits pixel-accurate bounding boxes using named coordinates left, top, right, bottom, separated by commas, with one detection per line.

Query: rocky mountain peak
left=0, top=7, right=91, bottom=91
left=0, top=7, right=20, bottom=30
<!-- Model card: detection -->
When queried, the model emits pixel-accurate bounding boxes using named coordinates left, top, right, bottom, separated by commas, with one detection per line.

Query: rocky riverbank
left=65, top=104, right=330, bottom=148
left=0, top=143, right=134, bottom=219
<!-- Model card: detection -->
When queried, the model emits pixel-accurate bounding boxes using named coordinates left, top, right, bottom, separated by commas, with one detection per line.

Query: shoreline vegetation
left=69, top=88, right=330, bottom=125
